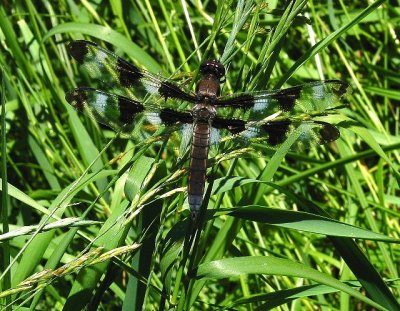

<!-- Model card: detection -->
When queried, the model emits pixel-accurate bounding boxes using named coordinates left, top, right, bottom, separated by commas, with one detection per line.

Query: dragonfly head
left=200, top=59, right=225, bottom=82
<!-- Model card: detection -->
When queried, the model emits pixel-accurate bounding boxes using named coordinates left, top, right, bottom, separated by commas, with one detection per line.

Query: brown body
left=187, top=122, right=211, bottom=214
left=188, top=61, right=224, bottom=220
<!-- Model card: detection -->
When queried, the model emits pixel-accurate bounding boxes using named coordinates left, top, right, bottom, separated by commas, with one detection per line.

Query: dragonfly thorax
left=196, top=78, right=221, bottom=100
left=192, top=103, right=216, bottom=121
left=196, top=59, right=225, bottom=100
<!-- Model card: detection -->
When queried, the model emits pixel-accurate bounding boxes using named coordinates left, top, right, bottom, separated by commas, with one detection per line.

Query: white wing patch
left=146, top=113, right=162, bottom=125
left=95, top=93, right=108, bottom=113
left=241, top=127, right=259, bottom=140
left=210, top=127, right=222, bottom=145
left=93, top=50, right=108, bottom=63
left=143, top=79, right=161, bottom=94
left=252, top=97, right=270, bottom=112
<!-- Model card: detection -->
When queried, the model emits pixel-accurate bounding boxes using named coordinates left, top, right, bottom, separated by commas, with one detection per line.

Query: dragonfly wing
left=215, top=80, right=350, bottom=122
left=67, top=40, right=196, bottom=106
left=237, top=120, right=340, bottom=151
left=211, top=115, right=340, bottom=154
left=65, top=87, right=194, bottom=139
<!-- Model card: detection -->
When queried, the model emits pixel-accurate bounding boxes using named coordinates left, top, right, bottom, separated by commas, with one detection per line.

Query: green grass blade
left=276, top=0, right=386, bottom=86
left=196, top=256, right=387, bottom=310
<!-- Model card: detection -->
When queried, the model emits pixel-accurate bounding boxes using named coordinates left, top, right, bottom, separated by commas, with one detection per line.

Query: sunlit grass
left=0, top=1, right=399, bottom=310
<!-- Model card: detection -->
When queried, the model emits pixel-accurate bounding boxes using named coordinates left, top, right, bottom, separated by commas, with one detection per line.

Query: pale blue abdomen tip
left=188, top=194, right=202, bottom=218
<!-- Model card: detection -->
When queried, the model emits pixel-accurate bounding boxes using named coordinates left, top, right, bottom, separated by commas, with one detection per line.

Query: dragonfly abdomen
left=188, top=122, right=210, bottom=219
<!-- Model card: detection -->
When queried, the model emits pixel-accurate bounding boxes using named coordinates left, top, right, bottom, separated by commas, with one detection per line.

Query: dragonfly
left=65, top=40, right=350, bottom=220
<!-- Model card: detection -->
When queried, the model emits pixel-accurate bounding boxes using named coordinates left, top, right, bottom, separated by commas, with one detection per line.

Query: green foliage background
left=0, top=0, right=399, bottom=310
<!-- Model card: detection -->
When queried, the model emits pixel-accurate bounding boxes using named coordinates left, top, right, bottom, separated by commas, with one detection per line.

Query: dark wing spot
left=317, top=121, right=340, bottom=144
left=271, top=89, right=300, bottom=112
left=118, top=96, right=145, bottom=123
left=67, top=41, right=90, bottom=64
left=214, top=94, right=255, bottom=110
left=212, top=117, right=246, bottom=134
left=332, top=81, right=350, bottom=97
left=261, top=121, right=291, bottom=146
left=159, top=81, right=195, bottom=102
left=117, top=58, right=144, bottom=87
left=159, top=108, right=193, bottom=125
left=65, top=89, right=87, bottom=111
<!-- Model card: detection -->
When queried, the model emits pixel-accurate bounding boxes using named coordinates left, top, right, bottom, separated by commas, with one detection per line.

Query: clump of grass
left=0, top=1, right=399, bottom=310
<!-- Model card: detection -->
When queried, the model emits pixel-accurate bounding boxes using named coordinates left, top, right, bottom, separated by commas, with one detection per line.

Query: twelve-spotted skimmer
left=65, top=40, right=350, bottom=220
